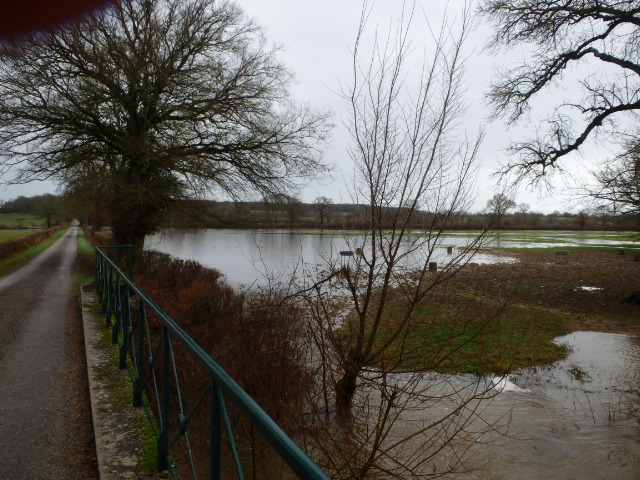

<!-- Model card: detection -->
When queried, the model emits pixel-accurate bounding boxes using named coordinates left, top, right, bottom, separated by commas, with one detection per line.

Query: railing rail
left=95, top=245, right=330, bottom=480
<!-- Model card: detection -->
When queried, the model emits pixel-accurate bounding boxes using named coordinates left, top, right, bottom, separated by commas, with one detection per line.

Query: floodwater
left=145, top=228, right=512, bottom=287
left=146, top=230, right=638, bottom=287
left=356, top=332, right=640, bottom=479
left=464, top=332, right=640, bottom=479
left=486, top=230, right=638, bottom=249
left=144, top=229, right=640, bottom=478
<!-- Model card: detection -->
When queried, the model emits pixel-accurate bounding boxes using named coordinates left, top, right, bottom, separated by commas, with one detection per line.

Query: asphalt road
left=0, top=227, right=94, bottom=479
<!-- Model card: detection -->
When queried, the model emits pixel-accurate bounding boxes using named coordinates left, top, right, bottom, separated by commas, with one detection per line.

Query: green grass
left=0, top=228, right=68, bottom=277
left=76, top=229, right=96, bottom=289
left=0, top=213, right=50, bottom=226
left=340, top=294, right=570, bottom=375
left=0, top=230, right=35, bottom=242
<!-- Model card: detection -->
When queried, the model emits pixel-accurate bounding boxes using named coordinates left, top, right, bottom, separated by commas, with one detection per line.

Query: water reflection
left=146, top=228, right=512, bottom=287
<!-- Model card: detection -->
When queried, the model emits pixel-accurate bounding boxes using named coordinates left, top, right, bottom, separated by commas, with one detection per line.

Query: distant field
left=0, top=230, right=34, bottom=242
left=0, top=213, right=48, bottom=227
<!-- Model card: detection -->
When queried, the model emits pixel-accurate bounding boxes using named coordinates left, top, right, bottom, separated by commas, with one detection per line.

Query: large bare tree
left=481, top=0, right=640, bottom=183
left=0, top=0, right=329, bottom=255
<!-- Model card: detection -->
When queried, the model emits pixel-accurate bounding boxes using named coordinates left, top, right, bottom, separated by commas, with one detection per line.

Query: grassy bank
left=342, top=248, right=640, bottom=375
left=0, top=227, right=68, bottom=277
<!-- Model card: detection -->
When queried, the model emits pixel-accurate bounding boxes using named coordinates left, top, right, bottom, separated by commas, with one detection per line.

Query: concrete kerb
left=81, top=283, right=149, bottom=480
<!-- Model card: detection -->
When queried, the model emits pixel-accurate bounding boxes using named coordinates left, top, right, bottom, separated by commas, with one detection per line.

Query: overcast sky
left=0, top=0, right=605, bottom=213
left=231, top=0, right=606, bottom=213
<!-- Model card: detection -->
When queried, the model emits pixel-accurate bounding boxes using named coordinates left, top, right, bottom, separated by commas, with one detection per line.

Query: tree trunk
left=110, top=231, right=145, bottom=276
left=132, top=235, right=145, bottom=269
left=335, top=350, right=364, bottom=420
left=335, top=371, right=358, bottom=420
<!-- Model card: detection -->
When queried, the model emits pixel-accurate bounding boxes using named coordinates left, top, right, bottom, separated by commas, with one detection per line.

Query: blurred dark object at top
left=0, top=1, right=116, bottom=38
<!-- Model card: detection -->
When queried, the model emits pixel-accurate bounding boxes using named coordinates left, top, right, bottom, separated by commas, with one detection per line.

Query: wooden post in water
left=447, top=246, right=453, bottom=255
left=429, top=262, right=437, bottom=272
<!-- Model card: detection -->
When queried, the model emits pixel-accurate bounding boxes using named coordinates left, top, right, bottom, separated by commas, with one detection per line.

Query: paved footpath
left=0, top=227, right=95, bottom=479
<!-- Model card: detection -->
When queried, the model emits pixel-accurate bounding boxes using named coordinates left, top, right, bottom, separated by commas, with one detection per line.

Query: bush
left=0, top=225, right=65, bottom=260
left=137, top=250, right=311, bottom=429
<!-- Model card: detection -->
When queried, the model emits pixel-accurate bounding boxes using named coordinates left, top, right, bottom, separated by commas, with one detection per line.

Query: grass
left=339, top=247, right=640, bottom=375
left=342, top=294, right=569, bottom=375
left=76, top=229, right=96, bottom=289
left=0, top=213, right=51, bottom=226
left=0, top=230, right=35, bottom=242
left=0, top=228, right=68, bottom=277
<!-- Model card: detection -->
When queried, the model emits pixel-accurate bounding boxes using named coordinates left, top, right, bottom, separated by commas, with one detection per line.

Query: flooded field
left=483, top=230, right=639, bottom=250
left=144, top=229, right=640, bottom=478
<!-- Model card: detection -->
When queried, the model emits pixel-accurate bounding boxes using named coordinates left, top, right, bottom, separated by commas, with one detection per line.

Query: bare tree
left=313, top=196, right=334, bottom=229
left=517, top=202, right=530, bottom=228
left=481, top=0, right=640, bottom=184
left=485, top=193, right=516, bottom=228
left=294, top=3, right=505, bottom=478
left=0, top=0, right=330, bottom=257
left=281, top=194, right=304, bottom=227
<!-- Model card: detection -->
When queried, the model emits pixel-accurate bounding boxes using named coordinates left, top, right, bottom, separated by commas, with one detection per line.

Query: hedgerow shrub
left=0, top=225, right=65, bottom=260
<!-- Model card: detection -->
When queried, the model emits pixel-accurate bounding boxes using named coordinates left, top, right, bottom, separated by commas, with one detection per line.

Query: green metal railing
left=95, top=246, right=330, bottom=480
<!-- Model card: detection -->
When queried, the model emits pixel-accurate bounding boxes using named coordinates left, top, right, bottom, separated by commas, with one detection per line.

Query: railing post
left=157, top=327, right=171, bottom=472
left=105, top=268, right=113, bottom=327
left=211, top=381, right=221, bottom=480
left=95, top=252, right=101, bottom=298
left=112, top=275, right=121, bottom=345
left=133, top=303, right=146, bottom=408
left=119, top=284, right=130, bottom=370
left=128, top=245, right=135, bottom=278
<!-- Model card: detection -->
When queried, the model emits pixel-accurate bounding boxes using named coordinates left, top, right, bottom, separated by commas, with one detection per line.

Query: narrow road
left=0, top=227, right=97, bottom=479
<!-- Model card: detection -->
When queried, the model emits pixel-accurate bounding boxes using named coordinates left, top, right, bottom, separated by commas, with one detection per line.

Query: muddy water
left=464, top=332, right=640, bottom=479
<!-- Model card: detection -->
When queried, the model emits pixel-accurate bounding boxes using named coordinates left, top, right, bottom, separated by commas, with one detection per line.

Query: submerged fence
left=95, top=246, right=330, bottom=480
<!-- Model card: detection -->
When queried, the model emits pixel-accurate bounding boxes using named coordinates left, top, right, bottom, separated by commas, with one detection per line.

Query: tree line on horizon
left=2, top=193, right=638, bottom=232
